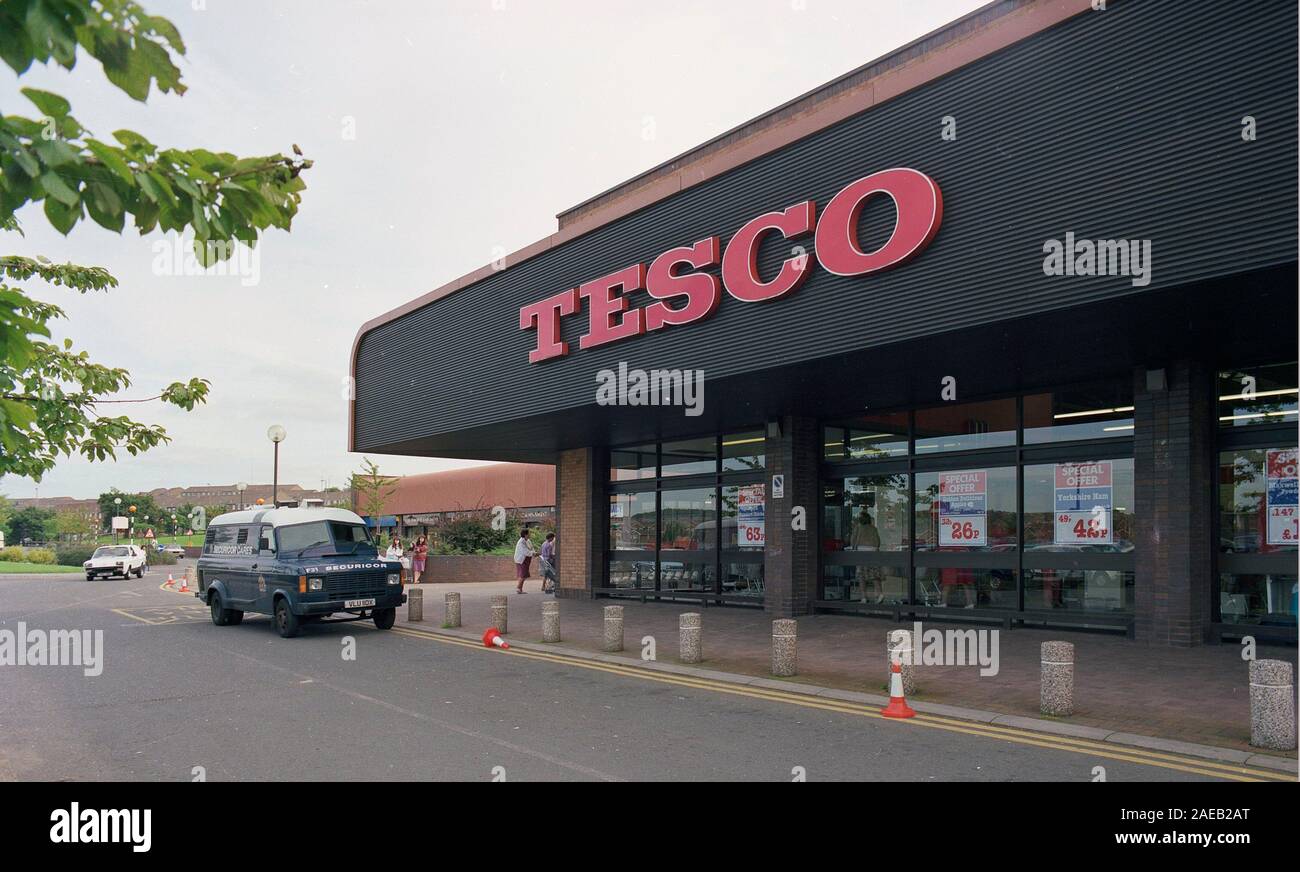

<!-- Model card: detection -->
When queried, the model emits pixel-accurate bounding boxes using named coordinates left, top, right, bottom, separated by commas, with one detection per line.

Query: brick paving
left=399, top=580, right=1298, bottom=755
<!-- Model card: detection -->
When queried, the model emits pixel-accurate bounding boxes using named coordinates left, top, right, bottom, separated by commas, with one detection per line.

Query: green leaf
left=85, top=182, right=124, bottom=232
left=32, top=138, right=82, bottom=169
left=38, top=172, right=80, bottom=207
left=21, top=87, right=71, bottom=118
left=86, top=139, right=135, bottom=187
left=42, top=196, right=80, bottom=234
left=112, top=129, right=155, bottom=153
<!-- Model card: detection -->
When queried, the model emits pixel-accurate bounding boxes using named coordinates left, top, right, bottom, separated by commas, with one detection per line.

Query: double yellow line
left=389, top=625, right=1296, bottom=782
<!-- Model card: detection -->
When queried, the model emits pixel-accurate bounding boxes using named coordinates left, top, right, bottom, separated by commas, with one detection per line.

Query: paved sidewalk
left=399, top=580, right=1298, bottom=758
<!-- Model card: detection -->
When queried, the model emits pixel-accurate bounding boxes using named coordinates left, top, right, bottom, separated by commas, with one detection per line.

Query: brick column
left=556, top=447, right=604, bottom=600
left=1132, top=361, right=1215, bottom=646
left=764, top=415, right=819, bottom=617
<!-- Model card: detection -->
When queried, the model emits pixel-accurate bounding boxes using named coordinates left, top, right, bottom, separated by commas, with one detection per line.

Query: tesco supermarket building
left=352, top=0, right=1298, bottom=647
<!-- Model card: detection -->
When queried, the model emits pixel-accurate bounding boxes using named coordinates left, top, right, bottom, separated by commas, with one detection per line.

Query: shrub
left=147, top=550, right=178, bottom=566
left=56, top=546, right=97, bottom=567
left=0, top=546, right=55, bottom=564
left=432, top=514, right=510, bottom=555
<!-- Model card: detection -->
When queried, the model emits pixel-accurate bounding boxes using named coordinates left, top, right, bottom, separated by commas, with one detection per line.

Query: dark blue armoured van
left=194, top=507, right=405, bottom=638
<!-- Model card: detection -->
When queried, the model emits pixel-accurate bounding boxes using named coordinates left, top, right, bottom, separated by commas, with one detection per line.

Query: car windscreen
left=93, top=547, right=130, bottom=558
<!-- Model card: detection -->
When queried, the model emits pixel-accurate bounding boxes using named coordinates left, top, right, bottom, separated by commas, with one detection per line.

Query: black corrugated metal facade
left=354, top=0, right=1297, bottom=456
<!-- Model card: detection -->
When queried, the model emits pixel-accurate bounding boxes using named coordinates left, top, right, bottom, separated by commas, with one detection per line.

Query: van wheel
left=373, top=607, right=396, bottom=630
left=210, top=593, right=235, bottom=626
left=274, top=599, right=301, bottom=638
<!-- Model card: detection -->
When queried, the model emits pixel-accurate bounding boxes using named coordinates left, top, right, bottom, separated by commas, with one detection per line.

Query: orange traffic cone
left=880, top=659, right=916, bottom=719
left=164, top=574, right=175, bottom=588
left=177, top=573, right=190, bottom=593
left=482, top=627, right=510, bottom=650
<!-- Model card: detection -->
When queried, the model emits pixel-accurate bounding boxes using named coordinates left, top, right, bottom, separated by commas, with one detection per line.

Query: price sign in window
left=938, top=471, right=987, bottom=547
left=1053, top=461, right=1113, bottom=545
left=1265, top=448, right=1298, bottom=545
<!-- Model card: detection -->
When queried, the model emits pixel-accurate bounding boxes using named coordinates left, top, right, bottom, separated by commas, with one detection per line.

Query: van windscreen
left=275, top=521, right=372, bottom=554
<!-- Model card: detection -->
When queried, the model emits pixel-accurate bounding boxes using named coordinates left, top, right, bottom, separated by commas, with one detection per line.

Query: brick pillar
left=765, top=415, right=819, bottom=617
left=1132, top=361, right=1215, bottom=646
left=556, top=447, right=604, bottom=600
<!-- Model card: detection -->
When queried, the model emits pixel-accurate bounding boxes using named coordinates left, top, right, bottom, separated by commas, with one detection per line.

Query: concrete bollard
left=444, top=591, right=461, bottom=628
left=1249, top=659, right=1296, bottom=751
left=1040, top=641, right=1074, bottom=716
left=887, top=629, right=916, bottom=696
left=407, top=587, right=423, bottom=622
left=489, top=594, right=508, bottom=634
left=541, top=600, right=560, bottom=643
left=771, top=619, right=797, bottom=677
left=679, top=612, right=702, bottom=664
left=603, top=605, right=624, bottom=652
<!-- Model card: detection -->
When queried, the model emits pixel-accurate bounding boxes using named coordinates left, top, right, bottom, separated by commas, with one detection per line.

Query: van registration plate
left=345, top=598, right=377, bottom=609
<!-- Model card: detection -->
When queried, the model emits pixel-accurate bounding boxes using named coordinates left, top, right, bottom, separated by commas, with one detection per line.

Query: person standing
left=386, top=535, right=407, bottom=583
left=513, top=528, right=536, bottom=594
left=411, top=534, right=428, bottom=585
left=539, top=532, right=557, bottom=594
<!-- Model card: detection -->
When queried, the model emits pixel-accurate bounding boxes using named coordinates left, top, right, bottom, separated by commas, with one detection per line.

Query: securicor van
left=194, top=506, right=405, bottom=638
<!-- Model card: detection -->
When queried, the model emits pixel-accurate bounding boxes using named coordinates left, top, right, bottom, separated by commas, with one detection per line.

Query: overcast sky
left=1, top=0, right=985, bottom=500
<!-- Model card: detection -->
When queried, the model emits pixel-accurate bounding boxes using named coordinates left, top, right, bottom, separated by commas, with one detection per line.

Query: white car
left=84, top=545, right=148, bottom=580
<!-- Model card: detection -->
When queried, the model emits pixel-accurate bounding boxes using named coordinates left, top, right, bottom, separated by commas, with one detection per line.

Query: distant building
left=369, top=463, right=555, bottom=539
left=8, top=496, right=101, bottom=527
left=149, top=484, right=353, bottom=511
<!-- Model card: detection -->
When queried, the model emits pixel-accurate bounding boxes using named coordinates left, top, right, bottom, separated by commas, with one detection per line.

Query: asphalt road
left=0, top=564, right=1285, bottom=782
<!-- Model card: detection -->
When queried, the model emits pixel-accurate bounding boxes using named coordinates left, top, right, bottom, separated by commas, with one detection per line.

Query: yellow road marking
left=387, top=625, right=1295, bottom=783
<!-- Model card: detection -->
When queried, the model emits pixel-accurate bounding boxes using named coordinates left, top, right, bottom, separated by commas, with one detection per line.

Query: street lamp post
left=267, top=425, right=286, bottom=506
left=113, top=497, right=122, bottom=544
left=237, top=481, right=248, bottom=510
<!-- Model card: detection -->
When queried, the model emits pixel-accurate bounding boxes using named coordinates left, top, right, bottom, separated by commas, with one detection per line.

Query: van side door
left=253, top=524, right=278, bottom=611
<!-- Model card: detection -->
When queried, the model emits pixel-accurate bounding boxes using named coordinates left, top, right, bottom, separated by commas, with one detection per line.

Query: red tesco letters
left=519, top=167, right=942, bottom=363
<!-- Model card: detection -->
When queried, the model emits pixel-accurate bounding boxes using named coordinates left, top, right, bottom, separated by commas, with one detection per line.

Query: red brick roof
left=385, top=463, right=555, bottom=515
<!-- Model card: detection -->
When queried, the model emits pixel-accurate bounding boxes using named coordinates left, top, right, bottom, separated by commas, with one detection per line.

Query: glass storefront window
left=1023, top=382, right=1134, bottom=443
left=659, top=559, right=714, bottom=592
left=1218, top=363, right=1298, bottom=428
left=1218, top=448, right=1299, bottom=553
left=661, top=437, right=717, bottom=477
left=1219, top=573, right=1298, bottom=625
left=914, top=467, right=1017, bottom=551
left=915, top=399, right=1016, bottom=453
left=723, top=562, right=764, bottom=598
left=611, top=444, right=656, bottom=481
left=822, top=565, right=909, bottom=604
left=659, top=487, right=716, bottom=550
left=1024, top=458, right=1135, bottom=552
left=609, top=491, right=656, bottom=550
left=721, top=483, right=765, bottom=550
left=822, top=474, right=909, bottom=552
left=844, top=412, right=909, bottom=460
left=722, top=430, right=765, bottom=471
left=824, top=426, right=847, bottom=461
left=916, top=567, right=1016, bottom=609
left=1024, top=569, right=1134, bottom=613
left=609, top=559, right=655, bottom=590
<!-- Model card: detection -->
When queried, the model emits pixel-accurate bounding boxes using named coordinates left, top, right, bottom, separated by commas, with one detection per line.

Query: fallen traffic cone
left=164, top=574, right=176, bottom=588
left=177, top=574, right=190, bottom=593
left=482, top=627, right=510, bottom=650
left=880, top=659, right=916, bottom=719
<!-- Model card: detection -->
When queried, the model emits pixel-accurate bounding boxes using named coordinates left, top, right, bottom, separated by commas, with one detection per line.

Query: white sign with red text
left=1053, top=461, right=1114, bottom=545
left=737, top=484, right=765, bottom=547
left=1265, top=447, right=1298, bottom=546
left=939, top=471, right=987, bottom=547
